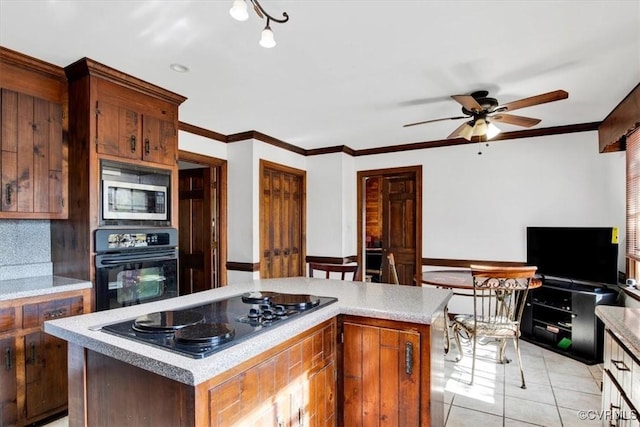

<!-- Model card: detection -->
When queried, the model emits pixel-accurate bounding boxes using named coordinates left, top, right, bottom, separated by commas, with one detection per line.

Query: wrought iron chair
left=451, top=264, right=537, bottom=389
left=387, top=252, right=400, bottom=285
left=308, top=262, right=359, bottom=280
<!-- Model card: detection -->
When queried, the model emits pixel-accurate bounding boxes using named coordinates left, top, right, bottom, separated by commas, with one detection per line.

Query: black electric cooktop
left=101, top=291, right=337, bottom=359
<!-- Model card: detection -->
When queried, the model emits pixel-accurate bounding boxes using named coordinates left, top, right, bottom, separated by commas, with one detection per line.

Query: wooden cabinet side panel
left=84, top=350, right=195, bottom=427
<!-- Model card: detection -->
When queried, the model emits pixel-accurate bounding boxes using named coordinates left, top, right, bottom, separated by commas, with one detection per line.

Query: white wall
left=352, top=131, right=626, bottom=270
left=180, top=130, right=626, bottom=277
left=179, top=130, right=227, bottom=160
left=306, top=153, right=357, bottom=258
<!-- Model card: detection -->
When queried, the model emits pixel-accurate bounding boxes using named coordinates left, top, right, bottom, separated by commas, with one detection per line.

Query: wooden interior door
left=358, top=166, right=421, bottom=286
left=260, top=161, right=305, bottom=278
left=178, top=167, right=214, bottom=294
left=381, top=174, right=417, bottom=285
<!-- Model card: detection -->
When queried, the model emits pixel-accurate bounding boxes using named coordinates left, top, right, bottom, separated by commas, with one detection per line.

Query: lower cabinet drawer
left=0, top=307, right=17, bottom=333
left=22, top=296, right=84, bottom=329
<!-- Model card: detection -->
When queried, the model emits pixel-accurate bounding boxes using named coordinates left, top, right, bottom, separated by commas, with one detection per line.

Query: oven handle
left=96, top=250, right=177, bottom=266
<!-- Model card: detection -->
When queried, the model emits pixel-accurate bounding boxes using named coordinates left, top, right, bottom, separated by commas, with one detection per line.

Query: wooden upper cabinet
left=1, top=89, right=64, bottom=216
left=0, top=47, right=67, bottom=219
left=95, top=99, right=177, bottom=166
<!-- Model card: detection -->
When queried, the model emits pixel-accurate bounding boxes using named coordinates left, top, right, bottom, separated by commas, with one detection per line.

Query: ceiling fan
left=403, top=89, right=569, bottom=140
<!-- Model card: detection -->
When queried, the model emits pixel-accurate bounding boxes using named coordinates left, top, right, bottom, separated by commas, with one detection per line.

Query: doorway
left=178, top=151, right=227, bottom=293
left=357, top=166, right=422, bottom=285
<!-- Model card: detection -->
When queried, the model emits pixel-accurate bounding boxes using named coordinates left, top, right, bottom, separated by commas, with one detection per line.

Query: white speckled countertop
left=0, top=275, right=92, bottom=301
left=45, top=277, right=451, bottom=386
left=595, top=306, right=640, bottom=356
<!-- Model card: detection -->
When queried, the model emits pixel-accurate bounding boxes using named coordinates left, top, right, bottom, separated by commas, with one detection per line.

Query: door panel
left=260, top=162, right=304, bottom=279
left=179, top=167, right=213, bottom=294
left=382, top=175, right=417, bottom=285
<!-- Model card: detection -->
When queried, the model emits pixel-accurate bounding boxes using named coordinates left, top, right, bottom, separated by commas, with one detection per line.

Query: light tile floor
left=444, top=338, right=603, bottom=427
left=44, top=339, right=603, bottom=427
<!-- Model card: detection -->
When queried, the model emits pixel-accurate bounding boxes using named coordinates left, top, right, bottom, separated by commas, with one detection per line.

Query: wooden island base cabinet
left=68, top=319, right=337, bottom=427
left=339, top=315, right=445, bottom=427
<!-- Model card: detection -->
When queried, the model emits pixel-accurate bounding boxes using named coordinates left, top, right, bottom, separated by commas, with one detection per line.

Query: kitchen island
left=45, top=277, right=451, bottom=427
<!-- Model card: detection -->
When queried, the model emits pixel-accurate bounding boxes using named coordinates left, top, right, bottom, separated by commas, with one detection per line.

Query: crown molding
left=179, top=121, right=602, bottom=158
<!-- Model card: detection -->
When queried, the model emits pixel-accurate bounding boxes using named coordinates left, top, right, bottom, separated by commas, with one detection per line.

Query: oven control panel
left=95, top=228, right=178, bottom=252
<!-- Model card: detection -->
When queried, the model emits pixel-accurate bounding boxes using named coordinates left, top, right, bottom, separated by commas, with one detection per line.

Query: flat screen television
left=526, top=226, right=619, bottom=285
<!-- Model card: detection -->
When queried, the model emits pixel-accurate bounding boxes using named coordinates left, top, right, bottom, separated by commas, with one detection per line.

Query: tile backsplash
left=0, top=220, right=52, bottom=280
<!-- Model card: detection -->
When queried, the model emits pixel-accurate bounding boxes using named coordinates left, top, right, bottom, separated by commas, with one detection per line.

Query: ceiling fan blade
left=490, top=113, right=541, bottom=128
left=498, top=90, right=568, bottom=112
left=447, top=122, right=471, bottom=139
left=451, top=95, right=483, bottom=112
left=403, top=115, right=467, bottom=128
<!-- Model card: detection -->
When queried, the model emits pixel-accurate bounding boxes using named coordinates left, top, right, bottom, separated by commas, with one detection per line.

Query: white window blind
left=626, top=128, right=640, bottom=261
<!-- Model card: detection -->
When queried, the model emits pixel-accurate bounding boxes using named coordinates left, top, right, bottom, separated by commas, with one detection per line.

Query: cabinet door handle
left=405, top=341, right=414, bottom=375
left=298, top=407, right=304, bottom=426
left=144, top=138, right=150, bottom=155
left=4, top=348, right=11, bottom=371
left=611, top=359, right=630, bottom=371
left=29, top=342, right=36, bottom=364
left=5, top=184, right=12, bottom=205
left=130, top=135, right=137, bottom=153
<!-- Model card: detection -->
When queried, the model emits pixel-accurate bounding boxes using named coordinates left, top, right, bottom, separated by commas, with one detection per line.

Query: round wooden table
left=420, top=269, right=542, bottom=290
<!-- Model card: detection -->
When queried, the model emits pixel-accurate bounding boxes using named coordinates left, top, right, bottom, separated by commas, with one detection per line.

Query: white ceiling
left=1, top=1, right=638, bottom=151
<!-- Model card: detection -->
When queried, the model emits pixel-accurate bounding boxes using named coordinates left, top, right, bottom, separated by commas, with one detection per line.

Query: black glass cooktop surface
left=101, top=292, right=337, bottom=358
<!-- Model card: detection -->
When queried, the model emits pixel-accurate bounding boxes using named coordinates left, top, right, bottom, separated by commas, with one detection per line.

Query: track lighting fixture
left=230, top=0, right=289, bottom=48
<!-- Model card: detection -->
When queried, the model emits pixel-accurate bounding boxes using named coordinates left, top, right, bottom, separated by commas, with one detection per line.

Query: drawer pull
left=611, top=359, right=630, bottom=371
left=4, top=348, right=11, bottom=371
left=44, top=308, right=67, bottom=319
left=405, top=341, right=414, bottom=375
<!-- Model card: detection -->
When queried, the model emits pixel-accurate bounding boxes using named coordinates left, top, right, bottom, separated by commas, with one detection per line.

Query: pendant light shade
left=229, top=0, right=249, bottom=21
left=259, top=25, right=276, bottom=48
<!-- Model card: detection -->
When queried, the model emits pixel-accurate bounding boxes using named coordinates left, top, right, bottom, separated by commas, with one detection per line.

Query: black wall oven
left=95, top=228, right=179, bottom=311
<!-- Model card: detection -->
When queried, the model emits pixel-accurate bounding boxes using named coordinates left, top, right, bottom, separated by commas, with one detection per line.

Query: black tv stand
left=520, top=276, right=618, bottom=364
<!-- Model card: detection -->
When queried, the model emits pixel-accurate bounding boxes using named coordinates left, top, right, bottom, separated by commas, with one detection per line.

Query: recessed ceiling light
left=170, top=63, right=189, bottom=73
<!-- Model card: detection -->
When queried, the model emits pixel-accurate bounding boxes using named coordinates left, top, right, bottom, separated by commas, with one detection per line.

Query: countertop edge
left=0, top=275, right=92, bottom=301
left=595, top=305, right=640, bottom=356
left=44, top=278, right=452, bottom=386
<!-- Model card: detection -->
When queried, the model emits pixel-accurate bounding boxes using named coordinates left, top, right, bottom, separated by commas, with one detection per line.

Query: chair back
left=308, top=263, right=359, bottom=280
left=469, top=265, right=537, bottom=330
left=387, top=253, right=400, bottom=285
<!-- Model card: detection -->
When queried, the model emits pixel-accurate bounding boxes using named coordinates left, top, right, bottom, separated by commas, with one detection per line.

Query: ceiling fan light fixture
left=259, top=24, right=276, bottom=48
left=472, top=118, right=488, bottom=137
left=486, top=121, right=501, bottom=139
left=458, top=122, right=475, bottom=140
left=230, top=0, right=249, bottom=21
